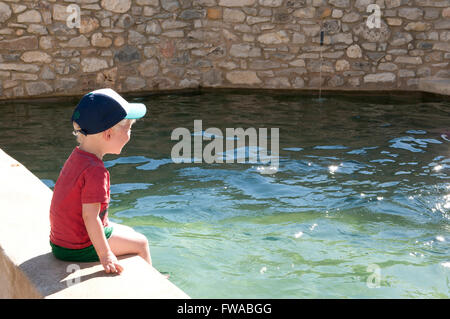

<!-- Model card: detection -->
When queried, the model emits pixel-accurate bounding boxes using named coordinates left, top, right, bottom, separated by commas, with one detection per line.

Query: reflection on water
left=0, top=91, right=449, bottom=298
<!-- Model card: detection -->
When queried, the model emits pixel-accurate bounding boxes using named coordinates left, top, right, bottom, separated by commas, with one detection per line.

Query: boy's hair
left=72, top=119, right=136, bottom=144
left=72, top=121, right=85, bottom=144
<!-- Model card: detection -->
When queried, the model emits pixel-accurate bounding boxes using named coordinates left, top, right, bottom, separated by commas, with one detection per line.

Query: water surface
left=0, top=91, right=449, bottom=298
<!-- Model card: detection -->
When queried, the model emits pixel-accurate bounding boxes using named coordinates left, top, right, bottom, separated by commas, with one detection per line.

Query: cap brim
left=124, top=103, right=147, bottom=119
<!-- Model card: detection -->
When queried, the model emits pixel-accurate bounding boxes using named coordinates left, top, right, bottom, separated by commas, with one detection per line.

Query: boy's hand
left=100, top=251, right=124, bottom=274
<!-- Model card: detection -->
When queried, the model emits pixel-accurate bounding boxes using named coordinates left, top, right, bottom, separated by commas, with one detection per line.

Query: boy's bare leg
left=107, top=222, right=152, bottom=265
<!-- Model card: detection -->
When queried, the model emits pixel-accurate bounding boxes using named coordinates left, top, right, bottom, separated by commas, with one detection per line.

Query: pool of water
left=1, top=90, right=449, bottom=298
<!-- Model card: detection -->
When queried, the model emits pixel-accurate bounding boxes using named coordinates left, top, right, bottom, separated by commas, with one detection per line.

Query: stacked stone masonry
left=0, top=0, right=449, bottom=99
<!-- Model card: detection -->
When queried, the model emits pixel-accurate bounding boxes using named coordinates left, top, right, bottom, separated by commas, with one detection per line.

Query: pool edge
left=0, top=148, right=190, bottom=299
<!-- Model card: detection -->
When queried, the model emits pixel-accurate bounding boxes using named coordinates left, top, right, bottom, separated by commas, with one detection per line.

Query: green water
left=1, top=91, right=449, bottom=298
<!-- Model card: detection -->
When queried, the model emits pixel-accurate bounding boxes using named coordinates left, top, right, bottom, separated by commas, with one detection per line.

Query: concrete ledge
left=419, top=78, right=450, bottom=96
left=0, top=148, right=189, bottom=299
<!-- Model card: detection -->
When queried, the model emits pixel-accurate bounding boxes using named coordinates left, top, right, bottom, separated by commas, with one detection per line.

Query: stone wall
left=0, top=0, right=449, bottom=99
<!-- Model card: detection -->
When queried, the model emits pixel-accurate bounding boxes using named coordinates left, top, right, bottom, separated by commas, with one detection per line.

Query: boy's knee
left=137, top=233, right=149, bottom=250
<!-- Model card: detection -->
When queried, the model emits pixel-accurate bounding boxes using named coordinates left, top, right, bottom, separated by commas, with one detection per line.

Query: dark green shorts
left=50, top=226, right=113, bottom=263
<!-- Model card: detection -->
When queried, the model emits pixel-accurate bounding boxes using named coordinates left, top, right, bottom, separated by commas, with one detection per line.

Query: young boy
left=49, top=88, right=150, bottom=274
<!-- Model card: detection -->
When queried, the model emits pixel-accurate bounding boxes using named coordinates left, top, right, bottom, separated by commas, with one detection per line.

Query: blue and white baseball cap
left=71, top=88, right=147, bottom=135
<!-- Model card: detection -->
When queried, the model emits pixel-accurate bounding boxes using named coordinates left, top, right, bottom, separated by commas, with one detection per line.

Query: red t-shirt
left=49, top=147, right=110, bottom=249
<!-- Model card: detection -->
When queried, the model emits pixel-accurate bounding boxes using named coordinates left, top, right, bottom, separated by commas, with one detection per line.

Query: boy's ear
left=102, top=128, right=113, bottom=141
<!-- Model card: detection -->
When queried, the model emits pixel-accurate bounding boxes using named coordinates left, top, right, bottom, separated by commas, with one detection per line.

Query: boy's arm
left=82, top=203, right=123, bottom=274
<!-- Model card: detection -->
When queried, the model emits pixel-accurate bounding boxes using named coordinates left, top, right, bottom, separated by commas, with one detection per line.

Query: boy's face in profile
left=106, top=120, right=134, bottom=155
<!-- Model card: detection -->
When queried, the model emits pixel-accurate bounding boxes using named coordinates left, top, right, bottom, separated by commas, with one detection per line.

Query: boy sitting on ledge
left=49, top=88, right=150, bottom=274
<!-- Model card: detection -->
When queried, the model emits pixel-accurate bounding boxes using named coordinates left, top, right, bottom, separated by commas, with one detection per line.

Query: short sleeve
left=81, top=166, right=109, bottom=204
